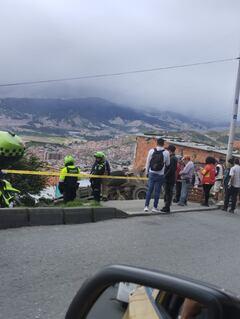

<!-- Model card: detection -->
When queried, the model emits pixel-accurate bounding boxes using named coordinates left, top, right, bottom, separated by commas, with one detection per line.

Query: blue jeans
left=179, top=179, right=191, bottom=204
left=145, top=172, right=165, bottom=208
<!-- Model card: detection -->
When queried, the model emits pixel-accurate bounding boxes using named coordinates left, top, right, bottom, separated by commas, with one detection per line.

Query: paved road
left=1, top=209, right=240, bottom=319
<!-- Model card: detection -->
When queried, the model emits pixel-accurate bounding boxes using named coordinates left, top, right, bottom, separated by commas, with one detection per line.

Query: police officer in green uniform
left=90, top=152, right=110, bottom=202
left=59, top=155, right=80, bottom=203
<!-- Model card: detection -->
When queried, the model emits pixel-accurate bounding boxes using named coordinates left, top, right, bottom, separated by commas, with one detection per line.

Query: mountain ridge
left=0, top=97, right=227, bottom=136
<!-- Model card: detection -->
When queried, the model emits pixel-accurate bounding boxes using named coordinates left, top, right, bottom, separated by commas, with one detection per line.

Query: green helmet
left=94, top=151, right=105, bottom=159
left=0, top=131, right=25, bottom=167
left=64, top=155, right=74, bottom=165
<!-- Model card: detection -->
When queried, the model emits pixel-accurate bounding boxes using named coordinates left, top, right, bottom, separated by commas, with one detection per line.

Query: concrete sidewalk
left=102, top=199, right=218, bottom=216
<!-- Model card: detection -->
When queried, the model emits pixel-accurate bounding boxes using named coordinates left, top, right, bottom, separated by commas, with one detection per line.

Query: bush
left=7, top=154, right=48, bottom=195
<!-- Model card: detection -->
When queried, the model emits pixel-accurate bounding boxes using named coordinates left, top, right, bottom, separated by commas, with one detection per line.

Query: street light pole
left=226, top=57, right=240, bottom=163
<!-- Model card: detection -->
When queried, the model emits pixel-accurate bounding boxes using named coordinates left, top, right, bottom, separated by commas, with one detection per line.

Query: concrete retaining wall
left=64, top=208, right=93, bottom=225
left=0, top=207, right=127, bottom=230
left=29, top=208, right=64, bottom=226
left=93, top=207, right=116, bottom=222
left=0, top=208, right=29, bottom=229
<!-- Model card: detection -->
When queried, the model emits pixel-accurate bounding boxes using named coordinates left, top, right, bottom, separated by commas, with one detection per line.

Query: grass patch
left=53, top=199, right=101, bottom=208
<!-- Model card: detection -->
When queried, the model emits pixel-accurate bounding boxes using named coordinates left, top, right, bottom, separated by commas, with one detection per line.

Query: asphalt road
left=1, top=209, right=240, bottom=319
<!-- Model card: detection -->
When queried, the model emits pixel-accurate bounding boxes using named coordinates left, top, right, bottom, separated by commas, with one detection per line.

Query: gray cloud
left=0, top=0, right=239, bottom=120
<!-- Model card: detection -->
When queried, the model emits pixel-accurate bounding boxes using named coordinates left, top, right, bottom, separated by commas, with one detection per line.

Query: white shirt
left=145, top=146, right=170, bottom=175
left=230, top=164, right=240, bottom=188
left=216, top=164, right=223, bottom=180
left=180, top=161, right=194, bottom=179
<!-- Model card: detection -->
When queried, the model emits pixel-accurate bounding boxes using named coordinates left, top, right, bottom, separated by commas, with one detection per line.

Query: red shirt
left=201, top=164, right=216, bottom=184
left=176, top=162, right=182, bottom=181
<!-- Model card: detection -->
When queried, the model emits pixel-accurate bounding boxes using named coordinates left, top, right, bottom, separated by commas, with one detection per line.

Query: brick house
left=133, top=135, right=232, bottom=172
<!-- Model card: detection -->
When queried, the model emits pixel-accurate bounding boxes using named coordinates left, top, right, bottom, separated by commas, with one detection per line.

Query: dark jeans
left=145, top=172, right=164, bottom=208
left=164, top=181, right=175, bottom=209
left=224, top=186, right=240, bottom=211
left=179, top=179, right=191, bottom=205
left=202, top=184, right=213, bottom=205
left=91, top=178, right=102, bottom=202
left=63, top=187, right=77, bottom=203
left=174, top=181, right=182, bottom=202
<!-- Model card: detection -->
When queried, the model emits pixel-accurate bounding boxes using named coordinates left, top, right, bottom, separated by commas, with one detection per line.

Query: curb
left=0, top=208, right=29, bottom=229
left=0, top=207, right=128, bottom=230
left=126, top=206, right=219, bottom=217
left=0, top=205, right=219, bottom=230
left=64, top=207, right=93, bottom=224
left=29, top=207, right=64, bottom=226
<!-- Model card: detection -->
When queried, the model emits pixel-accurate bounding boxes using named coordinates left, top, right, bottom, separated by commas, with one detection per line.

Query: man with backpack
left=144, top=138, right=170, bottom=212
left=59, top=155, right=80, bottom=203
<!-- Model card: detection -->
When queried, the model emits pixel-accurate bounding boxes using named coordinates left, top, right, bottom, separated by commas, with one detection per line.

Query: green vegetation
left=41, top=199, right=101, bottom=208
left=7, top=154, right=48, bottom=195
left=61, top=200, right=101, bottom=207
left=20, top=133, right=83, bottom=146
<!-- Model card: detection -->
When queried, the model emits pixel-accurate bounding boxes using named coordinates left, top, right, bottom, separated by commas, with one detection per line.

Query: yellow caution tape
left=2, top=169, right=148, bottom=181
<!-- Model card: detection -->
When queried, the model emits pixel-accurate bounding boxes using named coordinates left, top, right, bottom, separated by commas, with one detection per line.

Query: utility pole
left=226, top=56, right=240, bottom=163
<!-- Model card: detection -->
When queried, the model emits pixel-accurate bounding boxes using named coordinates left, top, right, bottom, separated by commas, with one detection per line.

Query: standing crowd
left=58, top=137, right=240, bottom=213
left=144, top=138, right=240, bottom=214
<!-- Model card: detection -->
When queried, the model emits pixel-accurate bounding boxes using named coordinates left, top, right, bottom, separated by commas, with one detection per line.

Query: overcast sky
left=0, top=0, right=239, bottom=120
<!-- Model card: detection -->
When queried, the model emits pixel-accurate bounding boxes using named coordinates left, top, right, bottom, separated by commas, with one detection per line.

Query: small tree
left=7, top=154, right=48, bottom=195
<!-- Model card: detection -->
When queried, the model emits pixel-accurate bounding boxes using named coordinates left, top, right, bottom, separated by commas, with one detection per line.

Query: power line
left=0, top=57, right=238, bottom=88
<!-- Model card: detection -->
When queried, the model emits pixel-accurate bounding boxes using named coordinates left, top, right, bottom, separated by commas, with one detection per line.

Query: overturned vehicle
left=78, top=170, right=148, bottom=201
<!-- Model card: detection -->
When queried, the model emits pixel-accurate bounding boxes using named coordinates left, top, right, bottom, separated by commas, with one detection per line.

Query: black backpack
left=150, top=148, right=164, bottom=171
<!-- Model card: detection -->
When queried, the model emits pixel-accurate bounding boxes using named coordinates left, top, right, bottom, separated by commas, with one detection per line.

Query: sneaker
left=221, top=207, right=227, bottom=212
left=152, top=207, right=161, bottom=213
left=178, top=202, right=185, bottom=206
left=144, top=206, right=149, bottom=212
left=161, top=207, right=170, bottom=213
left=229, top=209, right=235, bottom=213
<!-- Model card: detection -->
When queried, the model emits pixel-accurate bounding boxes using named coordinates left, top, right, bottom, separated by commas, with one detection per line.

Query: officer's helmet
left=0, top=131, right=25, bottom=167
left=64, top=155, right=75, bottom=166
left=94, top=151, right=105, bottom=159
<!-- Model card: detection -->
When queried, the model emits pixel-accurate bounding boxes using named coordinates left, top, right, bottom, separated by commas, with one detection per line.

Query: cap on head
left=64, top=155, right=74, bottom=165
left=94, top=151, right=105, bottom=159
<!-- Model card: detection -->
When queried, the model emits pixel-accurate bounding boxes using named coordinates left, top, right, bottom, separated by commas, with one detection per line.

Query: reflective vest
left=59, top=165, right=80, bottom=187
